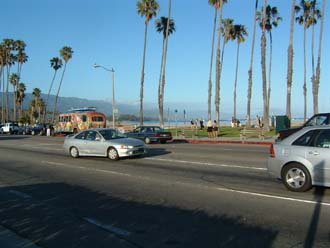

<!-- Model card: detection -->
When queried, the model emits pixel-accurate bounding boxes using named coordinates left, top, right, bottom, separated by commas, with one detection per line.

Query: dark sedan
left=278, top=113, right=330, bottom=140
left=125, top=126, right=172, bottom=144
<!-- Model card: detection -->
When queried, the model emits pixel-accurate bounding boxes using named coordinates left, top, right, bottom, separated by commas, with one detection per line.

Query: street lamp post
left=93, top=63, right=116, bottom=129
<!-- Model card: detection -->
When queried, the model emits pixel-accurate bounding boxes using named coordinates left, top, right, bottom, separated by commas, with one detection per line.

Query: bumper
left=267, top=157, right=282, bottom=179
left=118, top=147, right=147, bottom=157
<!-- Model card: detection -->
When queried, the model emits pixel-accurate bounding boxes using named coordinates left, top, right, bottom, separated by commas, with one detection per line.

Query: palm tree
left=36, top=98, right=45, bottom=121
left=247, top=0, right=259, bottom=127
left=295, top=0, right=316, bottom=121
left=17, top=82, right=26, bottom=119
left=0, top=43, right=5, bottom=122
left=207, top=0, right=220, bottom=121
left=257, top=5, right=282, bottom=114
left=46, top=57, right=62, bottom=122
left=32, top=88, right=41, bottom=123
left=10, top=73, right=19, bottom=121
left=3, top=38, right=16, bottom=122
left=214, top=0, right=227, bottom=126
left=286, top=0, right=296, bottom=120
left=15, top=40, right=28, bottom=77
left=261, top=1, right=269, bottom=131
left=155, top=15, right=175, bottom=127
left=314, top=0, right=325, bottom=114
left=52, top=46, right=73, bottom=123
left=29, top=99, right=36, bottom=124
left=309, top=0, right=321, bottom=114
left=220, top=18, right=234, bottom=73
left=137, top=0, right=160, bottom=126
left=231, top=24, right=248, bottom=121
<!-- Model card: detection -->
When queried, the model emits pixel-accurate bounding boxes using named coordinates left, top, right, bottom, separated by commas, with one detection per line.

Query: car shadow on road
left=0, top=182, right=278, bottom=247
left=0, top=135, right=30, bottom=141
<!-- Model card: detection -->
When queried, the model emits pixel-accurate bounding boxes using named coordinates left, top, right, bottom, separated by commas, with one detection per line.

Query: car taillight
left=270, top=144, right=275, bottom=158
left=155, top=133, right=160, bottom=137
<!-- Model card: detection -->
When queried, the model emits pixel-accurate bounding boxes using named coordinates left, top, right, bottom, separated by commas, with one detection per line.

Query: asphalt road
left=0, top=135, right=329, bottom=248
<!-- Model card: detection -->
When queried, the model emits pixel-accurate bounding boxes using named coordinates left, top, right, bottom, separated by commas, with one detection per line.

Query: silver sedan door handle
left=308, top=151, right=320, bottom=156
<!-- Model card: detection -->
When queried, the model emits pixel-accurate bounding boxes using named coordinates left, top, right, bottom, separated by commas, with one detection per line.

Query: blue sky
left=1, top=0, right=329, bottom=118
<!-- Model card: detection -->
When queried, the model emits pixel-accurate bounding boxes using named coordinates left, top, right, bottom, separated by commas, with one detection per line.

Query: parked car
left=63, top=128, right=147, bottom=160
left=277, top=112, right=330, bottom=140
left=31, top=123, right=53, bottom=135
left=268, top=126, right=330, bottom=192
left=125, top=126, right=172, bottom=144
left=1, top=123, right=19, bottom=134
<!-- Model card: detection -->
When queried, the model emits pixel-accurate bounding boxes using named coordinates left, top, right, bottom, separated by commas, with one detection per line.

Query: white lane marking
left=145, top=157, right=266, bottom=171
left=83, top=217, right=131, bottom=237
left=42, top=160, right=330, bottom=207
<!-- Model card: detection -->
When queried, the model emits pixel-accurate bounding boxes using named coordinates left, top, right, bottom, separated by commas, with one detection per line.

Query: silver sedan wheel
left=70, top=147, right=79, bottom=158
left=108, top=147, right=119, bottom=160
left=282, top=163, right=311, bottom=192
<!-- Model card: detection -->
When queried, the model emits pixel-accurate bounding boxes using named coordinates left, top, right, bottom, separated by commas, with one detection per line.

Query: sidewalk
left=172, top=136, right=275, bottom=146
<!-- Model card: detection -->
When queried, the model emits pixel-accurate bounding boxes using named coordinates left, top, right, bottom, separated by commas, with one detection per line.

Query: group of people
left=206, top=119, right=219, bottom=138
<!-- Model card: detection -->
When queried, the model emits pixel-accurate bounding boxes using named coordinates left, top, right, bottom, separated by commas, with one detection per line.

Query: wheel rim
left=70, top=147, right=78, bottom=157
left=285, top=168, right=306, bottom=189
left=145, top=137, right=150, bottom=144
left=108, top=148, right=118, bottom=160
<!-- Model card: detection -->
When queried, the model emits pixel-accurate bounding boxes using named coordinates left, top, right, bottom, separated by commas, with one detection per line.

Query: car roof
left=280, top=125, right=330, bottom=144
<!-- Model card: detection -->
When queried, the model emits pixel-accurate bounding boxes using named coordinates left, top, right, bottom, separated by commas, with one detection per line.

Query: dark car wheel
left=144, top=137, right=151, bottom=144
left=70, top=147, right=79, bottom=158
left=282, top=163, right=312, bottom=192
left=108, top=147, right=119, bottom=160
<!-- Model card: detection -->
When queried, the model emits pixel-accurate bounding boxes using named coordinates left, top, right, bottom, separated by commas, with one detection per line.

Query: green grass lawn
left=168, top=126, right=276, bottom=138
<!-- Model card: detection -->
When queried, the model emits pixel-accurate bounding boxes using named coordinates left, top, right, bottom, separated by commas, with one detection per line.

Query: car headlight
left=119, top=145, right=133, bottom=149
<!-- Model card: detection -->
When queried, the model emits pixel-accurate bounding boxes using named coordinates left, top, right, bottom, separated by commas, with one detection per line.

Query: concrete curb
left=172, top=138, right=274, bottom=146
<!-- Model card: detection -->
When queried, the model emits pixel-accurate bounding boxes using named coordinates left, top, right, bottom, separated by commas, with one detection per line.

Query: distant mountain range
left=2, top=93, right=286, bottom=121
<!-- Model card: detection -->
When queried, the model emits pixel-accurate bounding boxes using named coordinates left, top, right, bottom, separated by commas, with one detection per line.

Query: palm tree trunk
left=0, top=66, right=4, bottom=122
left=215, top=0, right=224, bottom=125
left=45, top=70, right=57, bottom=122
left=247, top=0, right=258, bottom=128
left=52, top=63, right=67, bottom=123
left=5, top=65, right=10, bottom=122
left=261, top=0, right=269, bottom=131
left=303, top=26, right=307, bottom=121
left=233, top=43, right=240, bottom=120
left=139, top=22, right=148, bottom=126
left=160, top=0, right=172, bottom=128
left=12, top=85, right=16, bottom=121
left=314, top=0, right=325, bottom=114
left=267, top=32, right=273, bottom=111
left=311, top=21, right=316, bottom=115
left=158, top=38, right=165, bottom=127
left=208, top=7, right=217, bottom=121
left=286, top=0, right=295, bottom=120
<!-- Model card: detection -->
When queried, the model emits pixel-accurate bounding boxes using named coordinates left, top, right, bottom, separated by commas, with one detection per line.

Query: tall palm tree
left=155, top=15, right=175, bottom=127
left=29, top=99, right=36, bottom=124
left=231, top=24, right=248, bottom=121
left=286, top=0, right=296, bottom=120
left=17, top=82, right=26, bottom=119
left=45, top=57, right=62, bottom=122
left=309, top=0, right=321, bottom=114
left=32, top=88, right=41, bottom=123
left=214, top=0, right=227, bottom=126
left=3, top=38, right=16, bottom=122
left=257, top=5, right=282, bottom=113
left=0, top=43, right=5, bottom=122
left=295, top=0, right=316, bottom=121
left=10, top=73, right=19, bottom=121
left=247, top=0, right=259, bottom=127
left=15, top=40, right=28, bottom=78
left=314, top=0, right=325, bottom=114
left=207, top=0, right=220, bottom=121
left=52, top=46, right=73, bottom=123
left=220, top=18, right=234, bottom=73
left=36, top=98, right=45, bottom=121
left=261, top=1, right=269, bottom=131
left=137, top=0, right=160, bottom=126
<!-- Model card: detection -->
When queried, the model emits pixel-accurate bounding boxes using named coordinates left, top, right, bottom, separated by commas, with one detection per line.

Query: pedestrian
left=200, top=119, right=204, bottom=130
left=207, top=119, right=213, bottom=138
left=213, top=120, right=218, bottom=137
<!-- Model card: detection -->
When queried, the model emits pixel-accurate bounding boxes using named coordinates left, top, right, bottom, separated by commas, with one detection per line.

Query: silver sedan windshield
left=99, top=129, right=127, bottom=140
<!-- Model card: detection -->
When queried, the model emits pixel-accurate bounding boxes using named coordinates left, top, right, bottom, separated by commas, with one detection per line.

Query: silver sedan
left=63, top=128, right=147, bottom=160
left=268, top=126, right=330, bottom=192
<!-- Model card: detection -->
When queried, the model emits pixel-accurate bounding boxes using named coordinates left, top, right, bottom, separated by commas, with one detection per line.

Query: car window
left=86, top=131, right=97, bottom=141
left=99, top=129, right=126, bottom=140
left=314, top=129, right=330, bottom=148
left=292, top=130, right=317, bottom=147
left=75, top=131, right=86, bottom=140
left=305, top=115, right=328, bottom=127
left=154, top=127, right=163, bottom=132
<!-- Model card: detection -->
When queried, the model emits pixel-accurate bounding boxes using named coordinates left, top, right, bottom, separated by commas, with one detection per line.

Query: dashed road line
left=42, top=160, right=330, bottom=207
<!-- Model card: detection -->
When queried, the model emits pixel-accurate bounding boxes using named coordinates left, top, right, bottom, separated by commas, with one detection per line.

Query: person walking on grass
left=207, top=119, right=213, bottom=138
left=213, top=120, right=219, bottom=137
